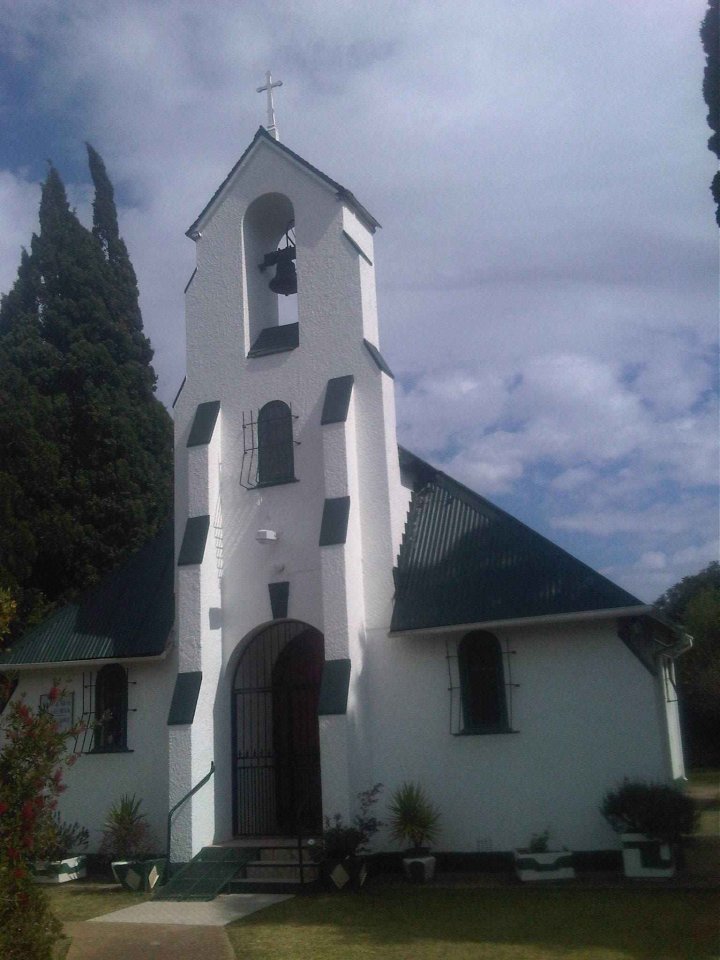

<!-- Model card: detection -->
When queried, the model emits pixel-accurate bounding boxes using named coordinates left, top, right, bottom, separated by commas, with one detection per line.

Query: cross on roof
left=256, top=70, right=283, bottom=141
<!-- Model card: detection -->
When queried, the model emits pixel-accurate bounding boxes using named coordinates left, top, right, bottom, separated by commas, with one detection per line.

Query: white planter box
left=33, top=855, right=87, bottom=884
left=620, top=833, right=675, bottom=878
left=514, top=849, right=575, bottom=881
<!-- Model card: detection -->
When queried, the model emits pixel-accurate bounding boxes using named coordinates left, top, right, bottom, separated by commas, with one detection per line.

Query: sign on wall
left=39, top=692, right=74, bottom=732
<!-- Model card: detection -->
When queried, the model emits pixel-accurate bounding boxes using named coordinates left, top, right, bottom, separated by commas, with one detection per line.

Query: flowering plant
left=0, top=680, right=82, bottom=960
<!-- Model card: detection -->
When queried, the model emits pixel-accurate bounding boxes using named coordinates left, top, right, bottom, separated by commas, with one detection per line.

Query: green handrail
left=165, top=761, right=215, bottom=871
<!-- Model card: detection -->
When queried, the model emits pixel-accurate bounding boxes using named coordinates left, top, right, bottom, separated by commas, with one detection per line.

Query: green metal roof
left=391, top=449, right=643, bottom=633
left=0, top=523, right=174, bottom=666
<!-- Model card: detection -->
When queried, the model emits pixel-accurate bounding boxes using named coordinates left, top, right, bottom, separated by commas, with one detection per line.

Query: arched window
left=257, top=401, right=295, bottom=486
left=93, top=664, right=128, bottom=751
left=458, top=631, right=508, bottom=734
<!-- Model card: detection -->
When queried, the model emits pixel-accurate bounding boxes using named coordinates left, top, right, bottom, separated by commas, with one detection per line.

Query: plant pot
left=321, top=856, right=368, bottom=891
left=513, top=849, right=575, bottom=882
left=32, top=855, right=87, bottom=884
left=620, top=833, right=675, bottom=878
left=402, top=851, right=436, bottom=883
left=111, top=857, right=167, bottom=892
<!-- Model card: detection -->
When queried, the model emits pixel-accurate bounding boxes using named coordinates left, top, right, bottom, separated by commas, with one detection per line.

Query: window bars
left=76, top=667, right=135, bottom=753
left=240, top=401, right=299, bottom=490
left=445, top=634, right=518, bottom=735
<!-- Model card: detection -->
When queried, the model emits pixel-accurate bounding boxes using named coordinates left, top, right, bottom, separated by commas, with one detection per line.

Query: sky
left=0, top=0, right=717, bottom=603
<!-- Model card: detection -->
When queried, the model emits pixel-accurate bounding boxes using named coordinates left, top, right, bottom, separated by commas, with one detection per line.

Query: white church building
left=1, top=127, right=688, bottom=866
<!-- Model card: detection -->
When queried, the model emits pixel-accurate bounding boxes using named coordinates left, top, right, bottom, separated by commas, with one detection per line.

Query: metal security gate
left=232, top=621, right=324, bottom=836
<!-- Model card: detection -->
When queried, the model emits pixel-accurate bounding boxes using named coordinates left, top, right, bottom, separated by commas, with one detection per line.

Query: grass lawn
left=687, top=769, right=720, bottom=837
left=45, top=879, right=152, bottom=922
left=226, top=886, right=719, bottom=960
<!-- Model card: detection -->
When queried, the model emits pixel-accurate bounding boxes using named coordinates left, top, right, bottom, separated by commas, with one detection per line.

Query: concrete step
left=258, top=846, right=315, bottom=863
left=226, top=876, right=319, bottom=895
left=245, top=860, right=319, bottom=881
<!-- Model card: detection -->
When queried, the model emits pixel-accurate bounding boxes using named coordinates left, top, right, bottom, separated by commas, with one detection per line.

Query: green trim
left=178, top=516, right=210, bottom=566
left=321, top=375, right=354, bottom=425
left=187, top=401, right=220, bottom=448
left=248, top=322, right=299, bottom=357
left=318, top=658, right=351, bottom=715
left=342, top=230, right=373, bottom=264
left=319, top=497, right=350, bottom=546
left=268, top=582, right=290, bottom=619
left=363, top=339, right=394, bottom=378
left=167, top=671, right=202, bottom=726
left=514, top=853, right=574, bottom=872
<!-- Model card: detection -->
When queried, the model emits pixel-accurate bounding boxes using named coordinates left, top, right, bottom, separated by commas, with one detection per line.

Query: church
left=1, top=124, right=688, bottom=867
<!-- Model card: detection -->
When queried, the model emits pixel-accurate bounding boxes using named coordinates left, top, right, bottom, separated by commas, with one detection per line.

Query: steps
left=156, top=839, right=320, bottom=901
left=226, top=844, right=319, bottom=893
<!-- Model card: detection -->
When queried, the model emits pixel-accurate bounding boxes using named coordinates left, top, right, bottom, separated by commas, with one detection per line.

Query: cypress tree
left=0, top=153, right=172, bottom=632
left=701, top=0, right=720, bottom=226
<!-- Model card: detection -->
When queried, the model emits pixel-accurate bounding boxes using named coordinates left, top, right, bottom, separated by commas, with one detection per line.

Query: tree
left=0, top=151, right=172, bottom=633
left=701, top=0, right=720, bottom=226
left=656, top=562, right=720, bottom=765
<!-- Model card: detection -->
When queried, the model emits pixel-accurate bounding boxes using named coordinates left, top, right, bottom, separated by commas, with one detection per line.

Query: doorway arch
left=232, top=621, right=324, bottom=836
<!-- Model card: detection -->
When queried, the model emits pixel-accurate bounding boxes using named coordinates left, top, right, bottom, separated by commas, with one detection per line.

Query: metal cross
left=256, top=70, right=283, bottom=141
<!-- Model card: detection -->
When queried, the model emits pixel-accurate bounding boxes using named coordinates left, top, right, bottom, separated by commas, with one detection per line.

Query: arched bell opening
left=243, top=192, right=298, bottom=352
left=231, top=620, right=324, bottom=836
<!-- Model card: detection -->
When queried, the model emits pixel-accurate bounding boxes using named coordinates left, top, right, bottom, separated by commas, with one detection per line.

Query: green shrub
left=601, top=780, right=697, bottom=842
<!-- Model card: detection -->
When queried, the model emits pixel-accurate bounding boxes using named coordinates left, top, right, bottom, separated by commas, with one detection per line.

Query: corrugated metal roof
left=0, top=522, right=174, bottom=666
left=391, top=449, right=643, bottom=632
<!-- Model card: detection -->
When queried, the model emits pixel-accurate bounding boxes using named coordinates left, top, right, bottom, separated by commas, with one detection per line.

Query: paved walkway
left=65, top=894, right=292, bottom=960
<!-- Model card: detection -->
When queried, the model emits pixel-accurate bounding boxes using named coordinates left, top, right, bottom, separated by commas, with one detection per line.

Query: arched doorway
left=232, top=621, right=324, bottom=836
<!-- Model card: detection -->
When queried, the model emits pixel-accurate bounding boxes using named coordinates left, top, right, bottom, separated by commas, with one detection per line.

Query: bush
left=601, top=780, right=697, bottom=842
left=388, top=782, right=440, bottom=853
left=0, top=685, right=81, bottom=960
left=99, top=794, right=155, bottom=862
left=35, top=813, right=89, bottom=861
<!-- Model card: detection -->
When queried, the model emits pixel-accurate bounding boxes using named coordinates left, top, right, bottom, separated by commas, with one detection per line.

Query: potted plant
left=513, top=829, right=575, bottom=882
left=99, top=793, right=165, bottom=892
left=388, top=781, right=440, bottom=882
left=601, top=780, right=697, bottom=878
left=315, top=783, right=383, bottom=891
left=32, top=814, right=89, bottom=884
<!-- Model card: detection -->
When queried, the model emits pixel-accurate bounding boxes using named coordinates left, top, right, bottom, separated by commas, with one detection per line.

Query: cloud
left=0, top=0, right=715, bottom=603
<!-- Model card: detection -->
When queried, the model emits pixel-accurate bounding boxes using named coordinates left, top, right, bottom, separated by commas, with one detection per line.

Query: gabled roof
left=0, top=522, right=174, bottom=667
left=392, top=448, right=645, bottom=633
left=187, top=127, right=380, bottom=238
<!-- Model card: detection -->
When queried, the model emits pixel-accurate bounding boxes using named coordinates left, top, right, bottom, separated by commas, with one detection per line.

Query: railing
left=165, top=761, right=216, bottom=871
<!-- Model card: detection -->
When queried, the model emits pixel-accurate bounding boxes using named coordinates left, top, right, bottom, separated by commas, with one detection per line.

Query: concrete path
left=65, top=894, right=293, bottom=960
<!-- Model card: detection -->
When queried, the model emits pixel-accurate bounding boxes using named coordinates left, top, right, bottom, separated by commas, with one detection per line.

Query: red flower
left=0, top=802, right=8, bottom=815
left=48, top=686, right=60, bottom=703
left=13, top=866, right=26, bottom=880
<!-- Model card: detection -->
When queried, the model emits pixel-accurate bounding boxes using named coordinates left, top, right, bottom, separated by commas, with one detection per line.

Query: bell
left=268, top=248, right=297, bottom=296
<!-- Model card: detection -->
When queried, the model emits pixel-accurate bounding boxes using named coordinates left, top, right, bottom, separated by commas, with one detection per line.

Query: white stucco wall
left=4, top=660, right=173, bottom=854
left=362, top=619, right=678, bottom=852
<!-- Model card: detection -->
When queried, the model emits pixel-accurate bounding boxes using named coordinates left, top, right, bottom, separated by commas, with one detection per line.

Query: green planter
left=620, top=833, right=675, bottom=878
left=514, top=849, right=575, bottom=881
left=32, top=855, right=87, bottom=884
left=111, top=857, right=166, bottom=892
left=321, top=856, right=368, bottom=891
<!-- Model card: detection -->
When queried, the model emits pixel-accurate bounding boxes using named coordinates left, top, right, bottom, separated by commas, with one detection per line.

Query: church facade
left=1, top=129, right=687, bottom=863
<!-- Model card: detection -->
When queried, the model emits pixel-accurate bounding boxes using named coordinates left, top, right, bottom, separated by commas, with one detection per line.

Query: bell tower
left=170, top=127, right=407, bottom=859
